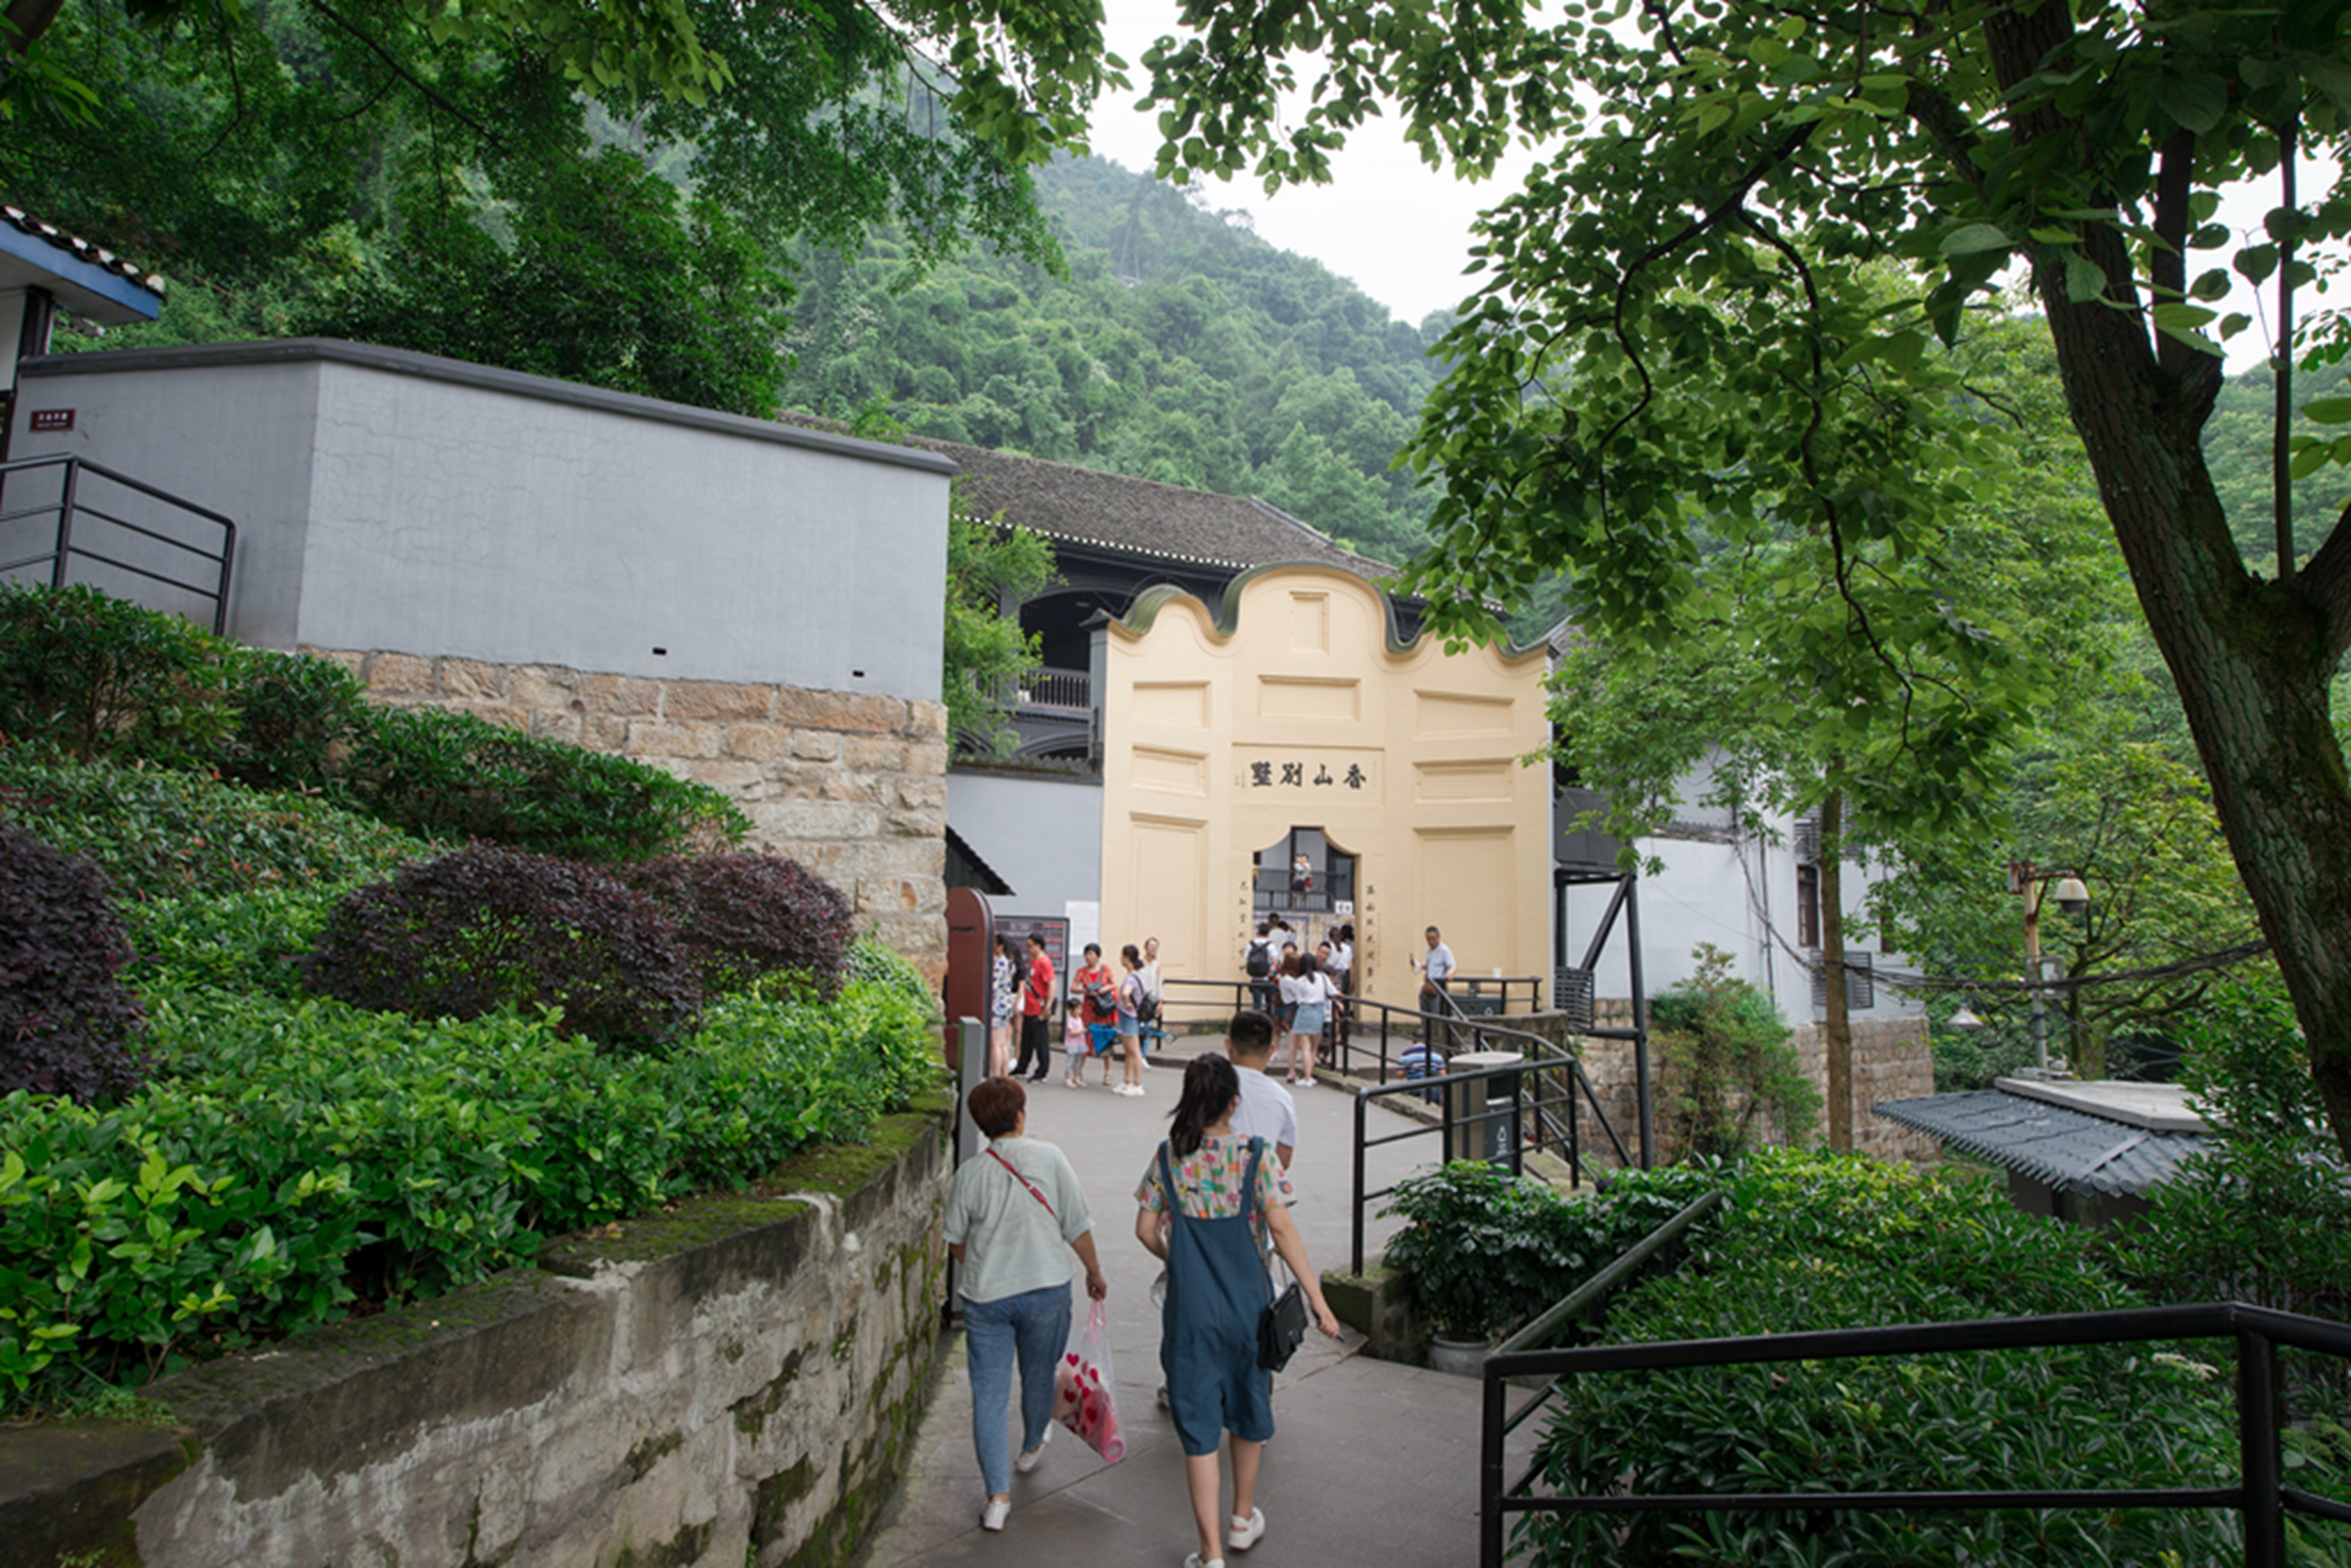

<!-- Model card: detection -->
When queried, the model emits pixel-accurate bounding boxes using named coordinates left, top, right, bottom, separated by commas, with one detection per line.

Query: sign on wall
left=1233, top=747, right=1380, bottom=800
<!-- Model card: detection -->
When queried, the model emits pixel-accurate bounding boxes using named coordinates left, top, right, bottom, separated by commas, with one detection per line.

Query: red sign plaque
left=27, top=409, right=72, bottom=432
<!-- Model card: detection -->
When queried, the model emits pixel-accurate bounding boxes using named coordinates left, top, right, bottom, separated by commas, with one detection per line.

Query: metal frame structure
left=0, top=453, right=236, bottom=634
left=1479, top=1301, right=2351, bottom=1568
left=1553, top=867, right=1653, bottom=1167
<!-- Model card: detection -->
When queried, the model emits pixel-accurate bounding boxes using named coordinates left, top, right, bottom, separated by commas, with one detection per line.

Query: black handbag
left=1258, top=1268, right=1310, bottom=1371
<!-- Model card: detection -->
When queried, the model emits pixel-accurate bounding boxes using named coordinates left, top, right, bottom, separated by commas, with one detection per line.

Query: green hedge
left=0, top=960, right=942, bottom=1415
left=1517, top=1152, right=2303, bottom=1567
left=0, top=749, right=433, bottom=901
left=0, top=586, right=750, bottom=862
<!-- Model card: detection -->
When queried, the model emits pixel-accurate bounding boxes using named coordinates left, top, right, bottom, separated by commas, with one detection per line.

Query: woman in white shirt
left=1282, top=953, right=1332, bottom=1086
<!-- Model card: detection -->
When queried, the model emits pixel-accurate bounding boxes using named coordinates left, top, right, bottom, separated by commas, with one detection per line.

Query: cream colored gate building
left=1098, top=564, right=1552, bottom=1011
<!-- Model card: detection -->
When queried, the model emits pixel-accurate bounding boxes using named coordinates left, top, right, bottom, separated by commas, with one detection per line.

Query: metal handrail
left=1492, top=1190, right=1726, bottom=1439
left=0, top=453, right=236, bottom=633
left=1155, top=975, right=1638, bottom=1273
left=1478, top=1301, right=2351, bottom=1568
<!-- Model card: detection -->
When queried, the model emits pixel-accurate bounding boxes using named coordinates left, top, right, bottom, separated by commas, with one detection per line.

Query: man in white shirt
left=1417, top=925, right=1457, bottom=1050
left=1224, top=1010, right=1297, bottom=1170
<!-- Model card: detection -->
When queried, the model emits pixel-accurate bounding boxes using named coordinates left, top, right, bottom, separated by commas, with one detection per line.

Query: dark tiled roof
left=907, top=433, right=1399, bottom=578
left=1874, top=1088, right=2211, bottom=1198
left=2, top=206, right=166, bottom=301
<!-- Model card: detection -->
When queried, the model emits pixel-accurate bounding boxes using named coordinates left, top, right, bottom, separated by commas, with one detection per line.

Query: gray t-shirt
left=942, top=1136, right=1094, bottom=1304
left=1424, top=941, right=1456, bottom=986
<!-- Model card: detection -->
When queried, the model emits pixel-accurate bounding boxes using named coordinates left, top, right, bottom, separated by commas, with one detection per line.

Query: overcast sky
left=1085, top=1, right=2329, bottom=374
left=1087, top=0, right=1529, bottom=332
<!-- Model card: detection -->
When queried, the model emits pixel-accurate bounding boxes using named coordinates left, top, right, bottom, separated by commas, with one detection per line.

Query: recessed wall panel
left=1258, top=676, right=1360, bottom=721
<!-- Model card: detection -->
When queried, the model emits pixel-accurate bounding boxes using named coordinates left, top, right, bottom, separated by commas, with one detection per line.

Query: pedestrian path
left=855, top=1057, right=1492, bottom=1568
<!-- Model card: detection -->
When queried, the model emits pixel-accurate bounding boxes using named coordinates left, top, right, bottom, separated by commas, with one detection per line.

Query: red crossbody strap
left=989, top=1148, right=1055, bottom=1219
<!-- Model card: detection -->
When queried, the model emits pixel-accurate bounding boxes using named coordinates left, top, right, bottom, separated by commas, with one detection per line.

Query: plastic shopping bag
left=1053, top=1299, right=1125, bottom=1463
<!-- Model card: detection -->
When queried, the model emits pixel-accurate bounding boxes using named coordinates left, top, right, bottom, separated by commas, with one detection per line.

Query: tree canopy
left=0, top=0, right=1123, bottom=413
left=1141, top=0, right=2351, bottom=1156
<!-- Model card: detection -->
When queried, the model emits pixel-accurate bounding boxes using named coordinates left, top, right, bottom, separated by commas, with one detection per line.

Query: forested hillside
left=775, top=156, right=1450, bottom=563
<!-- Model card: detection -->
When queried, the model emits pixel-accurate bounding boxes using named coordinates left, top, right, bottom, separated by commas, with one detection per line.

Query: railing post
left=1351, top=1090, right=1367, bottom=1275
left=51, top=457, right=79, bottom=589
left=1442, top=1062, right=1457, bottom=1164
left=212, top=517, right=237, bottom=636
left=2240, top=1325, right=2283, bottom=1568
left=1481, top=1365, right=1508, bottom=1568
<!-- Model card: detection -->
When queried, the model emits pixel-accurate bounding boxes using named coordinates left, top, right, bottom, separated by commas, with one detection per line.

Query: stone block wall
left=306, top=647, right=949, bottom=977
left=1519, top=1004, right=1935, bottom=1164
left=5, top=1104, right=953, bottom=1568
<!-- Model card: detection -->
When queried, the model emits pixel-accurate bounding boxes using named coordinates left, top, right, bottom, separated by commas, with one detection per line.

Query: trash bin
left=1445, top=1049, right=1523, bottom=1166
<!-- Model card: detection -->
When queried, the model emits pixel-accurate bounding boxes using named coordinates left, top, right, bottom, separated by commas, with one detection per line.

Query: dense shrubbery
left=302, top=845, right=703, bottom=1052
left=215, top=645, right=372, bottom=792
left=0, top=585, right=748, bottom=862
left=0, top=747, right=432, bottom=900
left=1517, top=1152, right=2260, bottom=1567
left=2120, top=989, right=2351, bottom=1324
left=2118, top=990, right=2351, bottom=1425
left=844, top=935, right=936, bottom=1007
left=0, top=826, right=146, bottom=1104
left=1380, top=1161, right=1715, bottom=1340
left=0, top=629, right=946, bottom=1420
left=0, top=975, right=941, bottom=1412
left=1648, top=944, right=1817, bottom=1156
left=0, top=585, right=234, bottom=769
left=617, top=852, right=856, bottom=996
left=337, top=703, right=748, bottom=862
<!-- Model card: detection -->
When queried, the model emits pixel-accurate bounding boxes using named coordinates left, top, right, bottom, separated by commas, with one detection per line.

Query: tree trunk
left=1820, top=788, right=1853, bottom=1151
left=3, top=0, right=68, bottom=56
left=1985, top=2, right=2351, bottom=1162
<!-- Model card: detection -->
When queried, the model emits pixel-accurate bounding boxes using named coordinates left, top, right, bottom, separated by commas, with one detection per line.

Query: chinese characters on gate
left=1248, top=760, right=1367, bottom=789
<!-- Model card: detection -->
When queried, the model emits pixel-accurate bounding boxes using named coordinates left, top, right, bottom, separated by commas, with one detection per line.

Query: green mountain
left=778, top=155, right=1452, bottom=563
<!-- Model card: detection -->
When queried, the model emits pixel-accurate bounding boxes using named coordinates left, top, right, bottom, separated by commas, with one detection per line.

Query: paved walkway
left=856, top=1056, right=1496, bottom=1568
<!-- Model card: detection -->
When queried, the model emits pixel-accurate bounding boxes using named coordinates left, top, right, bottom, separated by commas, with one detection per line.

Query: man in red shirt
left=1014, top=933, right=1054, bottom=1082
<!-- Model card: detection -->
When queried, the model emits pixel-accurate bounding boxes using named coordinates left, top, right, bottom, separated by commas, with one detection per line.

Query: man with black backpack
left=1242, top=921, right=1277, bottom=1015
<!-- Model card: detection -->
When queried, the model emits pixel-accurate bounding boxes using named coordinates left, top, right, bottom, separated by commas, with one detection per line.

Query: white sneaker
left=1183, top=1556, right=1226, bottom=1568
left=982, top=1497, right=1010, bottom=1531
left=1016, top=1428, right=1050, bottom=1473
left=1228, top=1508, right=1267, bottom=1551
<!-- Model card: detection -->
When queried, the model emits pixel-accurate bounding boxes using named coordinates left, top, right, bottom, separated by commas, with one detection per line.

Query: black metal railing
left=0, top=454, right=236, bottom=634
left=1347, top=1044, right=1631, bottom=1273
left=1450, top=974, right=1546, bottom=1015
left=1153, top=977, right=1638, bottom=1272
left=1479, top=1301, right=2351, bottom=1568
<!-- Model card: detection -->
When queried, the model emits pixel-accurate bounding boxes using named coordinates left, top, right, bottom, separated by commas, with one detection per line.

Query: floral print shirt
left=1135, top=1134, right=1295, bottom=1220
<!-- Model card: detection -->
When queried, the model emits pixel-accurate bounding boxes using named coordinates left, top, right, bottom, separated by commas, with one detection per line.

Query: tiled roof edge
left=2, top=206, right=166, bottom=298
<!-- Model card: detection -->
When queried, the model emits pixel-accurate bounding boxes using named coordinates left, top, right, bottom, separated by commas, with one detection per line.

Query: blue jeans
left=965, top=1282, right=1071, bottom=1497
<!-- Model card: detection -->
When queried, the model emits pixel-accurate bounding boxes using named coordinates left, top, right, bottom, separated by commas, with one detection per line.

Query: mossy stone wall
left=0, top=1098, right=954, bottom=1568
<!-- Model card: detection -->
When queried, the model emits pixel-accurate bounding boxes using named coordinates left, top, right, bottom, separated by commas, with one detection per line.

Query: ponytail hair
left=1170, top=1053, right=1239, bottom=1158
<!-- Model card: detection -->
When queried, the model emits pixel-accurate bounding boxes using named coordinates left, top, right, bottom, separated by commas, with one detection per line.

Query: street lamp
left=2008, top=861, right=2089, bottom=1074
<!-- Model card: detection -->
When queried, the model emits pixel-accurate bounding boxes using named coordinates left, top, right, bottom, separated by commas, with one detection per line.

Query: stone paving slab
left=856, top=1060, right=1499, bottom=1568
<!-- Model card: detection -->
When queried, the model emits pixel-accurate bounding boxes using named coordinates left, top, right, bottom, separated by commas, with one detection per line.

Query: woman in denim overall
left=1136, top=1055, right=1340, bottom=1568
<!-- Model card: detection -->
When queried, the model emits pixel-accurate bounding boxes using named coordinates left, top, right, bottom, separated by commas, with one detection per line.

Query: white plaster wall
left=10, top=341, right=952, bottom=697
left=1564, top=819, right=1922, bottom=1022
left=947, top=768, right=1102, bottom=916
left=3, top=358, right=321, bottom=647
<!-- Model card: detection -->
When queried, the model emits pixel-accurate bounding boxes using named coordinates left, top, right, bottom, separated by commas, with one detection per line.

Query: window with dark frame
left=1797, top=863, right=1821, bottom=949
